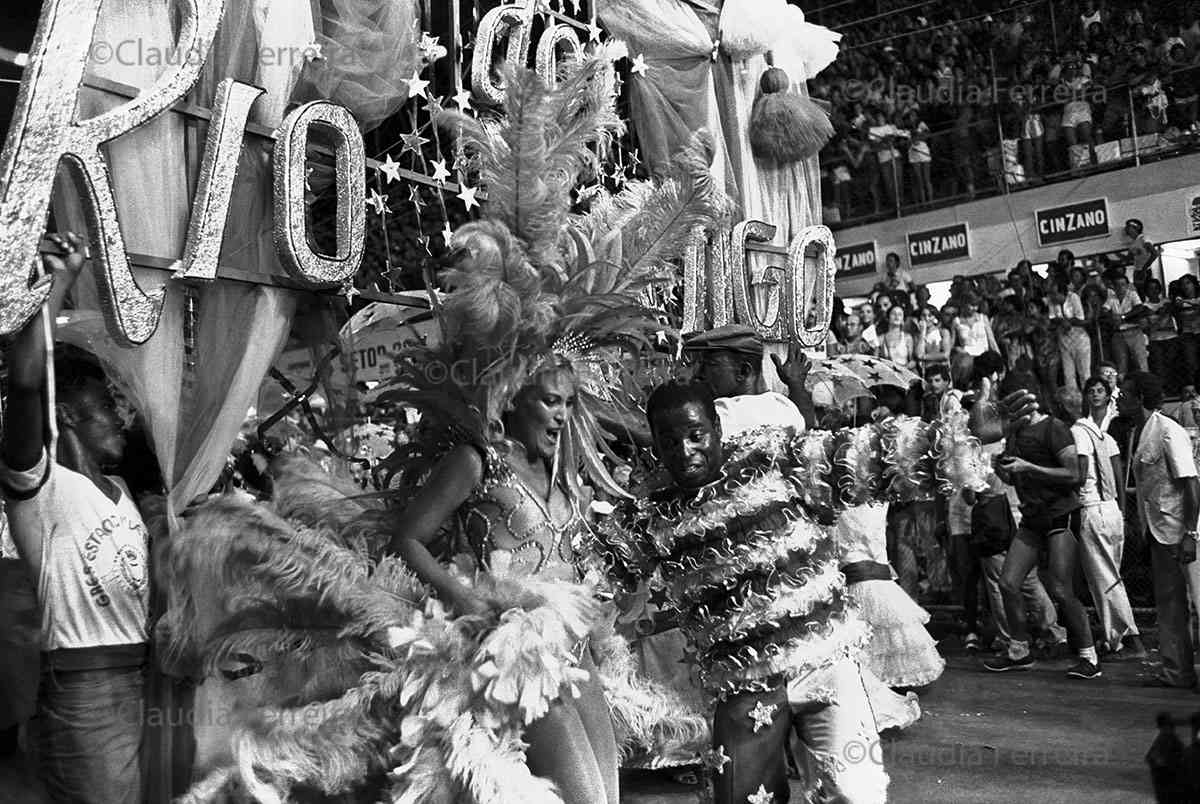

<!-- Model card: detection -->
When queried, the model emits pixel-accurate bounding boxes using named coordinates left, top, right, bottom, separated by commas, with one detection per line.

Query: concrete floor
left=622, top=648, right=1181, bottom=804
left=0, top=649, right=1186, bottom=803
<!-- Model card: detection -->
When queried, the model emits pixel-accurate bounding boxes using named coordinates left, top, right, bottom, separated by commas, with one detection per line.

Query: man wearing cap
left=681, top=324, right=815, bottom=437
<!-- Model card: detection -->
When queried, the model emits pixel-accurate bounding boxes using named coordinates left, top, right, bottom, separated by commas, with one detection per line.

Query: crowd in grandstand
left=814, top=0, right=1200, bottom=219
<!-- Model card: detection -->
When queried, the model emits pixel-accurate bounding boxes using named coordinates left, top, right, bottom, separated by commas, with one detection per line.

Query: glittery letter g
left=0, top=0, right=223, bottom=344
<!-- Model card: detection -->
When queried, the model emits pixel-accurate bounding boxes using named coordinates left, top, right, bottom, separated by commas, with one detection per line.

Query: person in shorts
left=983, top=378, right=1100, bottom=678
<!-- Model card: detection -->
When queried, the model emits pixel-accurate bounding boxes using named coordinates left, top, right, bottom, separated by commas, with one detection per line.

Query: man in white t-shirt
left=1104, top=270, right=1148, bottom=375
left=1072, top=377, right=1145, bottom=659
left=1, top=234, right=148, bottom=802
left=1120, top=372, right=1200, bottom=690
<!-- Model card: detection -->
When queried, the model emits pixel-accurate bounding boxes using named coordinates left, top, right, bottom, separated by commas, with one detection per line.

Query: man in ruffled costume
left=594, top=380, right=993, bottom=803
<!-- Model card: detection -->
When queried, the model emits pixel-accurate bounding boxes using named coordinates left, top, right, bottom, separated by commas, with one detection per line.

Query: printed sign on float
left=835, top=241, right=877, bottom=277
left=1034, top=198, right=1110, bottom=247
left=907, top=223, right=970, bottom=266
left=1187, top=194, right=1200, bottom=235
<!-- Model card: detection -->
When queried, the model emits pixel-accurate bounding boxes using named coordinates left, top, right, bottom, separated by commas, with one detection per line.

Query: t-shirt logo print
left=83, top=515, right=149, bottom=605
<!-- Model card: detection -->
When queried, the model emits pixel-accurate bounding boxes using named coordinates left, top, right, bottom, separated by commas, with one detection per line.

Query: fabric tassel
left=749, top=67, right=834, bottom=164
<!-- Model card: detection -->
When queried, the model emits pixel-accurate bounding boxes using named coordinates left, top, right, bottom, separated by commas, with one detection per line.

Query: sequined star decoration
left=405, top=71, right=430, bottom=100
left=303, top=42, right=324, bottom=62
left=748, top=700, right=777, bottom=733
left=417, top=233, right=432, bottom=255
left=366, top=189, right=389, bottom=215
left=702, top=745, right=732, bottom=775
left=377, top=154, right=402, bottom=184
left=747, top=785, right=774, bottom=804
left=430, top=160, right=451, bottom=184
left=630, top=54, right=648, bottom=76
left=452, top=88, right=473, bottom=111
left=441, top=222, right=454, bottom=245
left=400, top=132, right=430, bottom=156
left=457, top=183, right=480, bottom=212
left=406, top=184, right=425, bottom=212
left=418, top=32, right=446, bottom=63
left=340, top=280, right=360, bottom=303
left=587, top=21, right=602, bottom=42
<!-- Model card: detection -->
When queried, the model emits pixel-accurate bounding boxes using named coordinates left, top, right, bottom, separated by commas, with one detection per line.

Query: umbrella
left=810, top=354, right=923, bottom=391
left=805, top=357, right=874, bottom=406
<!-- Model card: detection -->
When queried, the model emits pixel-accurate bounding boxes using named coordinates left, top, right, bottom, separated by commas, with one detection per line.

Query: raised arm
left=2, top=233, right=87, bottom=472
left=385, top=444, right=488, bottom=616
left=773, top=343, right=816, bottom=430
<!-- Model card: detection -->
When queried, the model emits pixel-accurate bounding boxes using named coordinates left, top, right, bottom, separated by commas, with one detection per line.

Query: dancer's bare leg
left=526, top=666, right=616, bottom=804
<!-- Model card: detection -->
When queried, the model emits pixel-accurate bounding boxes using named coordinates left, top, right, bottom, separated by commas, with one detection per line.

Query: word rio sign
left=0, top=0, right=369, bottom=345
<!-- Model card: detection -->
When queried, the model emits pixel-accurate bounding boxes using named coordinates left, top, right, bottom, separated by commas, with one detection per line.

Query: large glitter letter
left=729, top=219, right=785, bottom=341
left=535, top=24, right=584, bottom=86
left=272, top=101, right=366, bottom=285
left=784, top=225, right=836, bottom=347
left=0, top=0, right=223, bottom=344
left=176, top=79, right=264, bottom=282
left=471, top=1, right=536, bottom=104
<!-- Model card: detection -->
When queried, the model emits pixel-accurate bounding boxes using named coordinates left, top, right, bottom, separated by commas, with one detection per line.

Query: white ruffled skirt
left=850, top=579, right=945, bottom=689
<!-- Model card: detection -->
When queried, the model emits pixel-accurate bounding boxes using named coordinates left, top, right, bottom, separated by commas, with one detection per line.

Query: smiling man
left=597, top=381, right=886, bottom=804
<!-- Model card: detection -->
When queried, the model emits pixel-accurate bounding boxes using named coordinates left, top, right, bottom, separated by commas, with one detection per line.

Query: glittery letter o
left=272, top=101, right=366, bottom=285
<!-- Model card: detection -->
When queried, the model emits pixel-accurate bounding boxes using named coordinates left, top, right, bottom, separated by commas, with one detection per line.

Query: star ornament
left=430, top=160, right=451, bottom=184
left=630, top=54, right=648, bottom=76
left=702, top=745, right=732, bottom=775
left=457, top=183, right=480, bottom=212
left=400, top=132, right=430, bottom=156
left=405, top=71, right=431, bottom=100
left=452, top=88, right=473, bottom=111
left=340, top=280, right=360, bottom=303
left=588, top=21, right=602, bottom=42
left=748, top=785, right=774, bottom=804
left=377, top=154, right=402, bottom=184
left=747, top=699, right=777, bottom=733
left=366, top=189, right=389, bottom=215
left=441, top=222, right=454, bottom=245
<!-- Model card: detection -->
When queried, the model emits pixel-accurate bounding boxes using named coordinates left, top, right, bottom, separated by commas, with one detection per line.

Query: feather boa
left=161, top=481, right=604, bottom=804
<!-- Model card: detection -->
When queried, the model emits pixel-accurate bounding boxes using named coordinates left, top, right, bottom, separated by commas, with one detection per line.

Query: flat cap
left=681, top=324, right=765, bottom=358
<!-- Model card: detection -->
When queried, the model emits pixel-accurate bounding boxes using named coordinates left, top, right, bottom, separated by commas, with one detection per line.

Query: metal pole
left=1050, top=0, right=1058, bottom=53
left=1130, top=86, right=1142, bottom=167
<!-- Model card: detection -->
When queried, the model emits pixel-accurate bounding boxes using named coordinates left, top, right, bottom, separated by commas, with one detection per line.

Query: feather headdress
left=371, top=56, right=731, bottom=499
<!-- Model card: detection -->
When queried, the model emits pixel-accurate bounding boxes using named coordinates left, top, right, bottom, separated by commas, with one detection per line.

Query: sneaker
left=1066, top=660, right=1102, bottom=679
left=984, top=653, right=1036, bottom=672
left=964, top=632, right=981, bottom=652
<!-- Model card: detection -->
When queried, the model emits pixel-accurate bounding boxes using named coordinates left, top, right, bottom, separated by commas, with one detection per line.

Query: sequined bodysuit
left=462, top=445, right=585, bottom=584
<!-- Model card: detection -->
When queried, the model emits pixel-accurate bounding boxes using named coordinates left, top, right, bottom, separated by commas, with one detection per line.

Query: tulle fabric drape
left=52, top=0, right=313, bottom=520
left=293, top=0, right=423, bottom=132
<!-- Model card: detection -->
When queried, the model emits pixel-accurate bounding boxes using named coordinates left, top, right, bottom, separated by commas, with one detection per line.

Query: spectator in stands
left=951, top=293, right=1000, bottom=385
left=882, top=251, right=914, bottom=292
left=1164, top=41, right=1200, bottom=134
left=917, top=304, right=953, bottom=373
left=859, top=301, right=881, bottom=349
left=1174, top=274, right=1200, bottom=396
left=1125, top=218, right=1162, bottom=291
left=1073, top=376, right=1148, bottom=660
left=1105, top=268, right=1150, bottom=374
left=836, top=314, right=875, bottom=356
left=1055, top=49, right=1096, bottom=171
left=1050, top=278, right=1093, bottom=393
left=1121, top=372, right=1200, bottom=690
left=1143, top=278, right=1181, bottom=390
left=906, top=111, right=934, bottom=204
left=879, top=305, right=918, bottom=370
